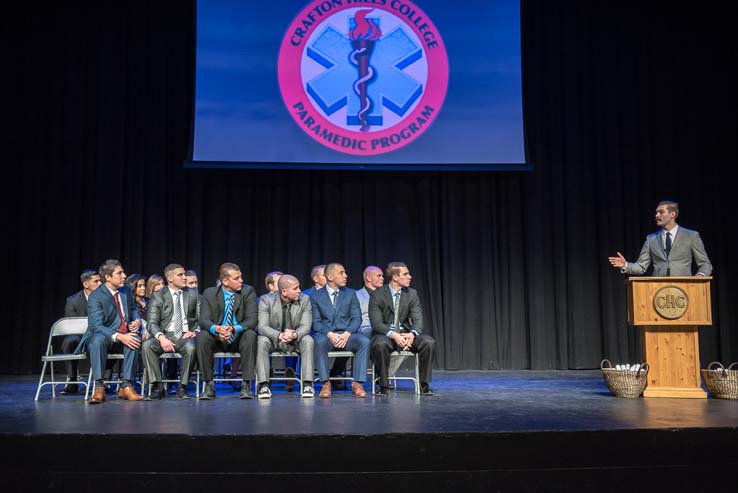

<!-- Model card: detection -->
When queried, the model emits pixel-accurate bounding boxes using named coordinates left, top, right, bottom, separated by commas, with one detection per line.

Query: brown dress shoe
left=118, top=386, right=144, bottom=401
left=319, top=380, right=332, bottom=398
left=89, top=386, right=106, bottom=404
left=351, top=381, right=367, bottom=398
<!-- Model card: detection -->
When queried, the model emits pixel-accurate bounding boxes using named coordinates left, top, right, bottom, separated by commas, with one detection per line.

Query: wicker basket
left=701, top=362, right=738, bottom=399
left=601, top=359, right=649, bottom=398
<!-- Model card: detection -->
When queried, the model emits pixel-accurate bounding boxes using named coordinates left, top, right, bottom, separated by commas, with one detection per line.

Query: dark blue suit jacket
left=75, top=285, right=140, bottom=354
left=309, top=286, right=361, bottom=334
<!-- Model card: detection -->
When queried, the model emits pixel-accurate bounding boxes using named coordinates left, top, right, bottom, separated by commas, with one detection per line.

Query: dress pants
left=142, top=334, right=196, bottom=385
left=196, top=329, right=257, bottom=382
left=371, top=333, right=435, bottom=388
left=313, top=332, right=370, bottom=382
left=87, top=332, right=140, bottom=382
left=61, top=334, right=82, bottom=381
left=255, top=335, right=314, bottom=385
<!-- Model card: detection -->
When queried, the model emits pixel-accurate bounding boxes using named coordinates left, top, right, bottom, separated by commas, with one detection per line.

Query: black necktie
left=665, top=232, right=672, bottom=257
left=282, top=302, right=292, bottom=332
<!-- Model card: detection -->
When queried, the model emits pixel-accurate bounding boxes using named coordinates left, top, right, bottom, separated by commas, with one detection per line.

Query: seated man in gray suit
left=609, top=200, right=713, bottom=276
left=369, top=262, right=435, bottom=396
left=61, top=268, right=101, bottom=394
left=143, top=264, right=200, bottom=400
left=256, top=275, right=315, bottom=399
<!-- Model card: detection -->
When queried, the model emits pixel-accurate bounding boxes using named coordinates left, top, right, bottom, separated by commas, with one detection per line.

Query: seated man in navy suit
left=310, top=262, right=369, bottom=398
left=75, top=259, right=144, bottom=404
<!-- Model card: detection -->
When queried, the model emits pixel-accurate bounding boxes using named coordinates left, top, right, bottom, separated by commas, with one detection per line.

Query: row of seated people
left=66, top=260, right=435, bottom=403
left=61, top=269, right=198, bottom=394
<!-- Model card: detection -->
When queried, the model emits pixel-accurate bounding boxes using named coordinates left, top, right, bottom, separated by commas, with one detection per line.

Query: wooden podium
left=627, top=276, right=712, bottom=398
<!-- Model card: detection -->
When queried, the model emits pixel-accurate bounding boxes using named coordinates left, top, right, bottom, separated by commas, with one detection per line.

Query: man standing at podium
left=608, top=200, right=712, bottom=276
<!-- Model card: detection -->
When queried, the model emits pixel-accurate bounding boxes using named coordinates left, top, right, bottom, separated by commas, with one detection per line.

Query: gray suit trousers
left=142, top=335, right=196, bottom=385
left=256, top=335, right=314, bottom=385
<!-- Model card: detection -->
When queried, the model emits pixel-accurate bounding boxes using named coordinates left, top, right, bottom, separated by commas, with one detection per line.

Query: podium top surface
left=627, top=276, right=712, bottom=283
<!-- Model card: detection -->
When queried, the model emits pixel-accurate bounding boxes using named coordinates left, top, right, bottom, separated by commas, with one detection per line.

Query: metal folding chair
left=372, top=350, right=420, bottom=395
left=269, top=351, right=302, bottom=393
left=35, top=317, right=89, bottom=400
left=142, top=353, right=201, bottom=398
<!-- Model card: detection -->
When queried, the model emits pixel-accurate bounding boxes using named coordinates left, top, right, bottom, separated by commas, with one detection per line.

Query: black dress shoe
left=146, top=383, right=165, bottom=401
left=375, top=386, right=390, bottom=396
left=175, top=384, right=190, bottom=399
left=61, top=384, right=79, bottom=394
left=420, top=383, right=434, bottom=396
left=200, top=381, right=216, bottom=400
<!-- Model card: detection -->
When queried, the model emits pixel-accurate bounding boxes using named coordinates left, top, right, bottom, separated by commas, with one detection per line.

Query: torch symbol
left=349, top=9, right=382, bottom=131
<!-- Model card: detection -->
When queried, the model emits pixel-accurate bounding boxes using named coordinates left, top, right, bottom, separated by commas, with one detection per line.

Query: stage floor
left=3, top=370, right=738, bottom=435
left=3, top=370, right=738, bottom=491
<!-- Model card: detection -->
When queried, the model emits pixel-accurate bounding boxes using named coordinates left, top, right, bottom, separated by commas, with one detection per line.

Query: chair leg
left=414, top=354, right=420, bottom=395
left=50, top=362, right=57, bottom=398
left=371, top=362, right=376, bottom=394
left=34, top=360, right=49, bottom=401
left=85, top=369, right=93, bottom=401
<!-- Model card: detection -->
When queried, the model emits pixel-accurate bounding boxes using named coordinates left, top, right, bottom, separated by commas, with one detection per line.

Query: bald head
left=363, top=265, right=384, bottom=290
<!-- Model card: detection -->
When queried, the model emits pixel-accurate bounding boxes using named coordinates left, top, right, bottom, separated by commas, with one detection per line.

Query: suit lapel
left=385, top=286, right=396, bottom=314
left=651, top=235, right=666, bottom=261
left=164, top=289, right=173, bottom=323
left=273, top=295, right=283, bottom=329
left=216, top=288, right=225, bottom=322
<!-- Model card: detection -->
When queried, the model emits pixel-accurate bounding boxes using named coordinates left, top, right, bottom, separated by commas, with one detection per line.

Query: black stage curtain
left=5, top=2, right=736, bottom=373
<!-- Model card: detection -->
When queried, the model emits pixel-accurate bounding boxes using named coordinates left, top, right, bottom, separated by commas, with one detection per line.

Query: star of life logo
left=278, top=0, right=448, bottom=156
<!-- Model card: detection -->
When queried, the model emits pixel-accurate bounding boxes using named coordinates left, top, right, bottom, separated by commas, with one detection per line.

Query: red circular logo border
left=278, top=1, right=449, bottom=156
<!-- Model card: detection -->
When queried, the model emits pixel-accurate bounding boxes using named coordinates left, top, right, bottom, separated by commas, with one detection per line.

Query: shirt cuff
left=154, top=332, right=164, bottom=339
left=111, top=333, right=118, bottom=342
left=234, top=324, right=244, bottom=334
left=411, top=330, right=419, bottom=336
left=209, top=325, right=217, bottom=335
left=386, top=329, right=393, bottom=337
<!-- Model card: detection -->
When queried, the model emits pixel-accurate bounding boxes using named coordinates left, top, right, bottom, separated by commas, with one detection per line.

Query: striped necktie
left=224, top=296, right=235, bottom=343
left=172, top=291, right=184, bottom=339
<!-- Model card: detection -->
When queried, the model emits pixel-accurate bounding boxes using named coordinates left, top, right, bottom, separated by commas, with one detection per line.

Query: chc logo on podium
left=653, top=286, right=689, bottom=320
left=278, top=0, right=448, bottom=156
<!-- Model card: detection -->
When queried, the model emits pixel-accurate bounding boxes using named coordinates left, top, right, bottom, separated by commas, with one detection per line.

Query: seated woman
left=126, top=274, right=150, bottom=325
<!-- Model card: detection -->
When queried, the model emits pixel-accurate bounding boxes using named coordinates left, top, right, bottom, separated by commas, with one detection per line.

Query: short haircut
left=219, top=262, right=240, bottom=280
left=324, top=262, right=343, bottom=278
left=265, top=271, right=284, bottom=289
left=658, top=200, right=679, bottom=218
left=99, top=259, right=121, bottom=280
left=80, top=268, right=98, bottom=284
left=164, top=263, right=184, bottom=278
left=277, top=274, right=299, bottom=291
left=386, top=261, right=408, bottom=280
left=185, top=269, right=198, bottom=278
left=310, top=264, right=326, bottom=280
